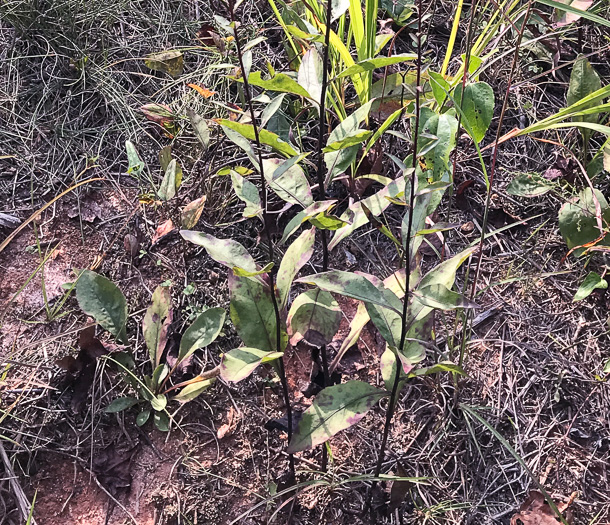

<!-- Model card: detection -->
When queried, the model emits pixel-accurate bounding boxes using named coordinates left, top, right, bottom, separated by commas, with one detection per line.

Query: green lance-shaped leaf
left=178, top=307, right=226, bottom=365
left=220, top=348, right=283, bottom=382
left=323, top=130, right=373, bottom=152
left=506, top=173, right=552, bottom=198
left=229, top=271, right=288, bottom=352
left=334, top=54, right=417, bottom=79
left=180, top=231, right=257, bottom=273
left=567, top=55, right=602, bottom=143
left=558, top=188, right=610, bottom=256
left=325, top=100, right=375, bottom=185
left=573, top=272, right=608, bottom=302
left=296, top=271, right=403, bottom=315
left=172, top=378, right=216, bottom=403
left=409, top=247, right=477, bottom=323
left=281, top=200, right=338, bottom=244
left=76, top=270, right=128, bottom=343
left=245, top=71, right=311, bottom=99
left=288, top=289, right=342, bottom=347
left=144, top=50, right=183, bottom=77
left=329, top=174, right=407, bottom=250
left=456, top=82, right=495, bottom=143
left=277, top=228, right=316, bottom=309
left=105, top=396, right=140, bottom=413
left=143, top=286, right=172, bottom=367
left=125, top=140, right=144, bottom=176
left=231, top=171, right=262, bottom=218
left=158, top=159, right=183, bottom=201
left=413, top=284, right=478, bottom=310
left=262, top=158, right=313, bottom=207
left=186, top=108, right=210, bottom=150
left=217, top=120, right=299, bottom=158
left=380, top=349, right=464, bottom=391
left=298, top=47, right=323, bottom=107
left=429, top=71, right=450, bottom=107
left=288, top=381, right=386, bottom=453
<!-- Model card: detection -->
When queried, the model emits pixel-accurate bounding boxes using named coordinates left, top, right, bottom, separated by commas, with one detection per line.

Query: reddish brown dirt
left=33, top=432, right=179, bottom=525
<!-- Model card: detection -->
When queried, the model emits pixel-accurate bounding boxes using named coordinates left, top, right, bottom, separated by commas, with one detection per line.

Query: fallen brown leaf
left=510, top=491, right=576, bottom=525
left=151, top=218, right=176, bottom=245
left=217, top=406, right=239, bottom=440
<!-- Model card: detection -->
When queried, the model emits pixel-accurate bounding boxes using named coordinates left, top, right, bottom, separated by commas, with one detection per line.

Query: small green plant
left=74, top=271, right=225, bottom=431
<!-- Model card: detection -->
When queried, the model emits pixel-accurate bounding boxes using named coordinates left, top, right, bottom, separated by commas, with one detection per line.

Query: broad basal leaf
left=229, top=271, right=288, bottom=352
left=567, top=55, right=602, bottom=142
left=143, top=286, right=172, bottom=367
left=506, top=173, right=552, bottom=198
left=277, top=228, right=316, bottom=309
left=288, top=381, right=386, bottom=453
left=178, top=307, right=226, bottom=364
left=262, top=158, right=313, bottom=207
left=288, top=289, right=341, bottom=346
left=145, top=50, right=184, bottom=77
left=413, top=284, right=478, bottom=310
left=187, top=108, right=210, bottom=150
left=105, top=396, right=140, bottom=413
left=573, top=271, right=608, bottom=302
left=457, top=82, right=494, bottom=143
left=335, top=54, right=417, bottom=79
left=180, top=231, right=257, bottom=273
left=559, top=188, right=610, bottom=255
left=220, top=347, right=283, bottom=382
left=181, top=196, right=206, bottom=229
left=76, top=270, right=128, bottom=343
left=158, top=159, right=182, bottom=201
left=325, top=100, right=375, bottom=185
left=173, top=378, right=216, bottom=402
left=125, top=140, right=144, bottom=176
left=281, top=200, right=338, bottom=244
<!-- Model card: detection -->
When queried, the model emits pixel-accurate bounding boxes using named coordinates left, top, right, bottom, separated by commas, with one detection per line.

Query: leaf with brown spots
left=181, top=196, right=206, bottom=229
left=510, top=491, right=576, bottom=525
left=288, top=381, right=386, bottom=453
left=142, top=286, right=172, bottom=367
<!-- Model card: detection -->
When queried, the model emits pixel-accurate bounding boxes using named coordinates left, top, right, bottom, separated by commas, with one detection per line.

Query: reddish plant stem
left=460, top=0, right=534, bottom=367
left=228, top=0, right=295, bottom=477
left=367, top=0, right=424, bottom=514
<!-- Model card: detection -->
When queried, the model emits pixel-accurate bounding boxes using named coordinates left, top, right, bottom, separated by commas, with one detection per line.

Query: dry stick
left=366, top=0, right=424, bottom=515
left=228, top=0, right=295, bottom=477
left=314, top=0, right=334, bottom=473
left=459, top=0, right=534, bottom=367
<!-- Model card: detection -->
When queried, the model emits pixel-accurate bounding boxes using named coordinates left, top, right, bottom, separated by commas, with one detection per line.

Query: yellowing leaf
left=145, top=50, right=184, bottom=78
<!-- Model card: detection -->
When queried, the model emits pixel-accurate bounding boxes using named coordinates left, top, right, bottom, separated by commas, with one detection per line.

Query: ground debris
left=510, top=490, right=577, bottom=525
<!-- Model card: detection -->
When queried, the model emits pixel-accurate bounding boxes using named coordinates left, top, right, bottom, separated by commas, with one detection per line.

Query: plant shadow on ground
left=1, top=0, right=610, bottom=524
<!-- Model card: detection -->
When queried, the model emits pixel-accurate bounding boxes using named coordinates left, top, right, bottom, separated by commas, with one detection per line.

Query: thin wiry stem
left=367, top=0, right=424, bottom=513
left=459, top=0, right=534, bottom=367
left=228, top=0, right=295, bottom=477
left=313, top=0, right=334, bottom=472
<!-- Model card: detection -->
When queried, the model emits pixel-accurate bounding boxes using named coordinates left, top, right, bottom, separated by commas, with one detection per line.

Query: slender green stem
left=228, top=0, right=295, bottom=477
